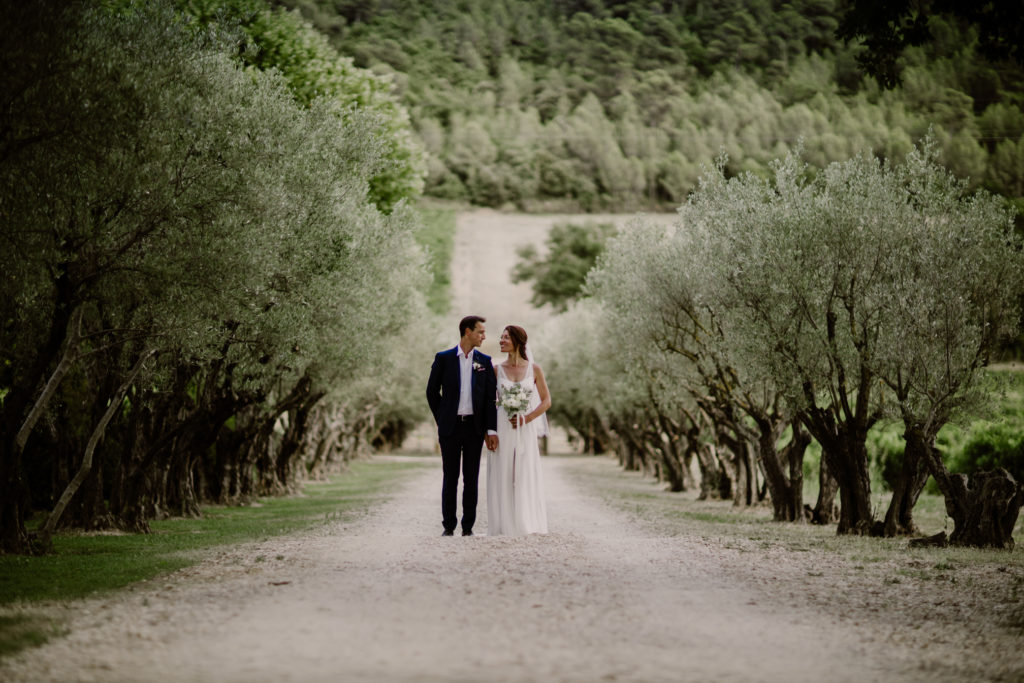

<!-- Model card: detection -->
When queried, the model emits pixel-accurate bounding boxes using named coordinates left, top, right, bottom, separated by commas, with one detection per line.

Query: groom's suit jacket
left=426, top=347, right=498, bottom=438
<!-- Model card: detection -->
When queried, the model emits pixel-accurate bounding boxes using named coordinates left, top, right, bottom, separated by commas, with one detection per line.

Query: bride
left=487, top=325, right=551, bottom=536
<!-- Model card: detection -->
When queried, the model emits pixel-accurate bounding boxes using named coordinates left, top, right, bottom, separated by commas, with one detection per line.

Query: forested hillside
left=278, top=0, right=1024, bottom=212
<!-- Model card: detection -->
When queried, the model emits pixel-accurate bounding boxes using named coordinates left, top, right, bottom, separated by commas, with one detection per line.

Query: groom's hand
left=485, top=435, right=498, bottom=451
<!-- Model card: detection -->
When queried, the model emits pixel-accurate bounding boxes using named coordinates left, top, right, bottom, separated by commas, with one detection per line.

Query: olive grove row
left=0, top=1, right=433, bottom=554
left=543, top=142, right=1024, bottom=547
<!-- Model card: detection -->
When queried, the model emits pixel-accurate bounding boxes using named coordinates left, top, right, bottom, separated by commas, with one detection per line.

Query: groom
left=426, top=315, right=498, bottom=536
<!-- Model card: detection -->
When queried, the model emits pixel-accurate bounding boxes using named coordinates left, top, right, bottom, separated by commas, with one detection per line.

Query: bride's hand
left=510, top=415, right=526, bottom=429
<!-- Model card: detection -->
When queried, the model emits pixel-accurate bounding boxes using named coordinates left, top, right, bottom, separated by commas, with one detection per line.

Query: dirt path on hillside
left=0, top=455, right=981, bottom=683
left=449, top=209, right=676, bottom=357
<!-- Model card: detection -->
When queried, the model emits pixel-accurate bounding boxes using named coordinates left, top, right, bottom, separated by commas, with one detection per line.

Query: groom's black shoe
left=442, top=529, right=454, bottom=536
left=462, top=530, right=474, bottom=536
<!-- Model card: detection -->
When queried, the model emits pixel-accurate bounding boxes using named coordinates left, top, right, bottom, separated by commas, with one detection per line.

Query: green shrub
left=949, top=420, right=1024, bottom=482
left=802, top=439, right=821, bottom=492
left=867, top=426, right=906, bottom=492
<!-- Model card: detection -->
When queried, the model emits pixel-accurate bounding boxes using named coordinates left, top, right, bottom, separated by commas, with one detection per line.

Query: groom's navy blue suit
left=426, top=346, right=497, bottom=534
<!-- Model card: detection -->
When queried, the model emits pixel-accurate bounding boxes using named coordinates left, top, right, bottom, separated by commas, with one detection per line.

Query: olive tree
left=1, top=1, right=430, bottom=550
left=540, top=307, right=685, bottom=494
left=539, top=303, right=626, bottom=458
left=868, top=142, right=1023, bottom=545
left=683, top=152, right=889, bottom=534
left=1, top=0, right=304, bottom=547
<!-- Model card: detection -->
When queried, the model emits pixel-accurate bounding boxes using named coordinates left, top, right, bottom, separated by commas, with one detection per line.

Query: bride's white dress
left=487, top=363, right=548, bottom=536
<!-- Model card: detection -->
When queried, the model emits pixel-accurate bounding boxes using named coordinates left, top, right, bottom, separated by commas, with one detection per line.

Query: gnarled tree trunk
left=809, top=453, right=839, bottom=524
left=911, top=425, right=1023, bottom=548
left=801, top=407, right=874, bottom=533
left=695, top=440, right=730, bottom=500
left=275, top=381, right=326, bottom=493
left=831, top=435, right=874, bottom=534
left=881, top=426, right=931, bottom=536
left=757, top=416, right=811, bottom=522
left=36, top=350, right=153, bottom=545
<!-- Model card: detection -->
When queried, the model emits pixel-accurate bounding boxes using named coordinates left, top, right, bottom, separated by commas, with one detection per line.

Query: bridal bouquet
left=497, top=383, right=532, bottom=417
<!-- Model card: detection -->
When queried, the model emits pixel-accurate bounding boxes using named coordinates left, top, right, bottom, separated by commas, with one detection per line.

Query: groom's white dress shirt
left=457, top=345, right=474, bottom=416
left=456, top=344, right=497, bottom=437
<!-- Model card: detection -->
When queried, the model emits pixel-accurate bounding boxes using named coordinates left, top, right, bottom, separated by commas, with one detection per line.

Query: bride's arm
left=524, top=364, right=551, bottom=425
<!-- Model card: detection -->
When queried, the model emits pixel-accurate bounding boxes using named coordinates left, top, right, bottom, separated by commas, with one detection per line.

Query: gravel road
left=0, top=455, right=964, bottom=683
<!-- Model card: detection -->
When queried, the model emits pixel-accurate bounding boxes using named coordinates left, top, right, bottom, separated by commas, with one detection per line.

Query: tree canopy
left=547, top=139, right=1024, bottom=543
left=178, top=0, right=426, bottom=213
left=1, top=0, right=433, bottom=553
left=512, top=221, right=616, bottom=312
left=837, top=0, right=1024, bottom=88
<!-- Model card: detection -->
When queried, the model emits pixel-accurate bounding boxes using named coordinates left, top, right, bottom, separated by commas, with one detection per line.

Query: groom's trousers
left=439, top=417, right=484, bottom=533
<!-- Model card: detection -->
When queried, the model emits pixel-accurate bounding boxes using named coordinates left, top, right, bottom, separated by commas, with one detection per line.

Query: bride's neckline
left=500, top=361, right=530, bottom=382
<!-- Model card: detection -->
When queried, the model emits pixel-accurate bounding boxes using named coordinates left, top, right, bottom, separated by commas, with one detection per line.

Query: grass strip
left=0, top=614, right=66, bottom=658
left=0, top=459, right=424, bottom=606
left=561, top=454, right=1023, bottom=569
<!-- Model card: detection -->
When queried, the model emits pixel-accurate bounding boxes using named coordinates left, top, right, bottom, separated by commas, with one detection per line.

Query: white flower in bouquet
left=497, top=383, right=532, bottom=417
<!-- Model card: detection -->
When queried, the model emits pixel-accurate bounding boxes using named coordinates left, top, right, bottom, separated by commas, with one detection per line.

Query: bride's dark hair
left=505, top=325, right=529, bottom=360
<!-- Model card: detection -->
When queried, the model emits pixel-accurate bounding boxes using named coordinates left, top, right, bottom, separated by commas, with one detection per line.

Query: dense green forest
left=278, top=0, right=1024, bottom=212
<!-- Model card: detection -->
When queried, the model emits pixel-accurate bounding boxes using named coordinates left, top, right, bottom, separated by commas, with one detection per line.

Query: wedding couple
left=425, top=315, right=550, bottom=537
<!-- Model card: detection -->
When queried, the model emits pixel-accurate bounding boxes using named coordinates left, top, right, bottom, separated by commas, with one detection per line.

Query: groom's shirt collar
left=457, top=344, right=472, bottom=360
